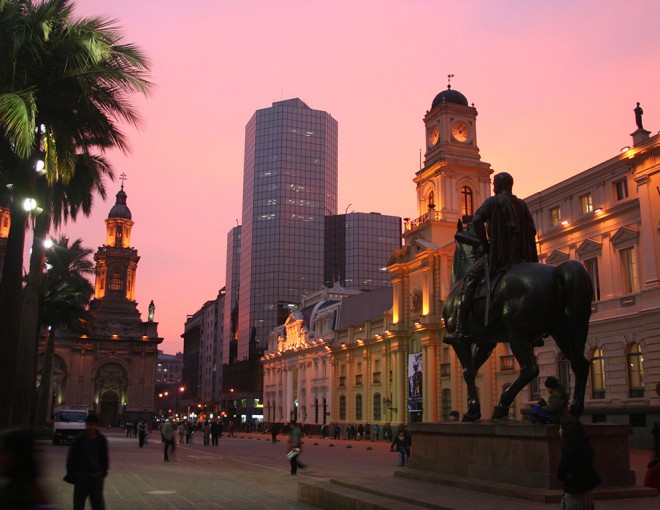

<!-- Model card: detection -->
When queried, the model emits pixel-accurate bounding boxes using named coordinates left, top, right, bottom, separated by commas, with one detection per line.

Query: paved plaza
left=33, top=429, right=657, bottom=509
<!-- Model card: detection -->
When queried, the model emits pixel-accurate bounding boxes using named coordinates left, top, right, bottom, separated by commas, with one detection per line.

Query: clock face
left=451, top=120, right=470, bottom=142
left=429, top=126, right=439, bottom=146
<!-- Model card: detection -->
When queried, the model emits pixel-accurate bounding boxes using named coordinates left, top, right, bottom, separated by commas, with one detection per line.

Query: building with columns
left=525, top=117, right=660, bottom=447
left=38, top=184, right=162, bottom=426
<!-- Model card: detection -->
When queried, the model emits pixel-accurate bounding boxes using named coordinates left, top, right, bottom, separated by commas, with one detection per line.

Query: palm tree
left=0, top=0, right=151, bottom=427
left=35, top=235, right=94, bottom=430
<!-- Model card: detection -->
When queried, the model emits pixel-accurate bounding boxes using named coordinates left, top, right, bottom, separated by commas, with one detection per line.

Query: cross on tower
left=447, top=74, right=455, bottom=89
left=119, top=172, right=127, bottom=189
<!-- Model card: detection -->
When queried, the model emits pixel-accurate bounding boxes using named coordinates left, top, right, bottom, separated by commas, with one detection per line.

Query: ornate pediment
left=575, top=239, right=602, bottom=260
left=610, top=226, right=639, bottom=248
left=546, top=249, right=570, bottom=265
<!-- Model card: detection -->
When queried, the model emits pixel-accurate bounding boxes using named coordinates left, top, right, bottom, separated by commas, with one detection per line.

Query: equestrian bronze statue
left=442, top=173, right=593, bottom=421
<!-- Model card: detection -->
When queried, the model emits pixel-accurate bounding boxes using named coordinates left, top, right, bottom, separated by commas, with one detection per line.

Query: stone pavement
left=33, top=429, right=658, bottom=510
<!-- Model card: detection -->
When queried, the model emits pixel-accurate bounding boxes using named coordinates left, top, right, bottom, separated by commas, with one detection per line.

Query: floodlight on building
left=620, top=146, right=631, bottom=153
left=560, top=220, right=569, bottom=227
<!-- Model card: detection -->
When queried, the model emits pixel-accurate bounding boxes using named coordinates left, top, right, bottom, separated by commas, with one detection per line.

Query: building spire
left=447, top=74, right=455, bottom=89
left=119, top=172, right=127, bottom=190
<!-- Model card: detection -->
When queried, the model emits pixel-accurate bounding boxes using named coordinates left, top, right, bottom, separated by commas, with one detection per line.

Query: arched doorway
left=99, top=391, right=120, bottom=426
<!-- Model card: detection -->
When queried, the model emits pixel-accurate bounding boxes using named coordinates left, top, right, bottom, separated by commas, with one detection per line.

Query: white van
left=53, top=408, right=89, bottom=445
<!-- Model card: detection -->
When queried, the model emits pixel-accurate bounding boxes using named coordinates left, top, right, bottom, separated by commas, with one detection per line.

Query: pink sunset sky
left=45, top=1, right=659, bottom=354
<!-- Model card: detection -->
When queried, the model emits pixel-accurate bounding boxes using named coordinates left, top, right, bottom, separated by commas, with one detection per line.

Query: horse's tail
left=555, top=260, right=593, bottom=350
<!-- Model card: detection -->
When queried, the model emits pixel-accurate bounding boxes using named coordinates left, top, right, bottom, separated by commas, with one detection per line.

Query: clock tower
left=410, top=83, right=493, bottom=239
left=89, top=182, right=142, bottom=327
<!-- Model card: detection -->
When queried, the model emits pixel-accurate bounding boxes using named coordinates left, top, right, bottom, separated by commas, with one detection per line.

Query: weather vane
left=119, top=172, right=127, bottom=190
left=447, top=74, right=455, bottom=89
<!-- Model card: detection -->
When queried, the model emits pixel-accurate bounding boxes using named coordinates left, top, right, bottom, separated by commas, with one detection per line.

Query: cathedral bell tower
left=89, top=181, right=142, bottom=327
left=404, top=80, right=493, bottom=246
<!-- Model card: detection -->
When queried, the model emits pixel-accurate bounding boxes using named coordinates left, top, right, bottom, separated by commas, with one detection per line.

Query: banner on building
left=408, top=352, right=422, bottom=412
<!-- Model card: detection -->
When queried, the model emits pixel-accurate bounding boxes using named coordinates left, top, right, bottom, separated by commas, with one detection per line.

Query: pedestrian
left=159, top=418, right=176, bottom=462
left=333, top=424, right=340, bottom=440
left=390, top=424, right=411, bottom=467
left=177, top=423, right=185, bottom=445
left=287, top=422, right=305, bottom=475
left=270, top=422, right=280, bottom=444
left=137, top=420, right=147, bottom=447
left=0, top=428, right=52, bottom=509
left=228, top=420, right=235, bottom=437
left=211, top=419, right=220, bottom=446
left=203, top=421, right=211, bottom=446
left=558, top=416, right=601, bottom=509
left=65, top=413, right=109, bottom=510
left=373, top=424, right=380, bottom=441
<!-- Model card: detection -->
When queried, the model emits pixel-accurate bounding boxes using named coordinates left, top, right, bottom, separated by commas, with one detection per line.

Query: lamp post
left=383, top=395, right=398, bottom=423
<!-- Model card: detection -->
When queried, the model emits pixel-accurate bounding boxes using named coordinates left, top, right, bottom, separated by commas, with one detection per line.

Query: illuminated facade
left=262, top=285, right=361, bottom=428
left=37, top=185, right=162, bottom=426
left=525, top=124, right=660, bottom=447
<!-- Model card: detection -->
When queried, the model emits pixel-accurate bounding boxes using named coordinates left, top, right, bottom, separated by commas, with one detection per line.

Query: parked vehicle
left=52, top=407, right=89, bottom=445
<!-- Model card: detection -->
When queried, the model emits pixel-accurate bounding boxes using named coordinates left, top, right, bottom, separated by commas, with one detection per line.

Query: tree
left=0, top=0, right=151, bottom=427
left=35, top=235, right=94, bottom=430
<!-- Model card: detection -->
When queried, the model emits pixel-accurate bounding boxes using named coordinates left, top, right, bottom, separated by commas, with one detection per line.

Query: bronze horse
left=442, top=222, right=593, bottom=421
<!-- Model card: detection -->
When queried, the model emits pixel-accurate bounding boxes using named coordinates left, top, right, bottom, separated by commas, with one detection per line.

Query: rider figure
left=444, top=172, right=538, bottom=347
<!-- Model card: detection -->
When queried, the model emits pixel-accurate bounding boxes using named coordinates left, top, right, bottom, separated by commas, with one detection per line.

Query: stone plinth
left=408, top=421, right=636, bottom=491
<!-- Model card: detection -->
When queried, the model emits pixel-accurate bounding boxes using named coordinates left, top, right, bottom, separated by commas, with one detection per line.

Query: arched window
left=339, top=395, right=346, bottom=420
left=590, top=348, right=605, bottom=399
left=373, top=393, right=382, bottom=421
left=627, top=343, right=645, bottom=398
left=355, top=394, right=363, bottom=421
left=427, top=190, right=435, bottom=208
left=460, top=186, right=474, bottom=219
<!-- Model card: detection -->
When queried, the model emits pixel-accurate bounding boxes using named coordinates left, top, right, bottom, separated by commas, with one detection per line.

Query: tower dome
left=431, top=85, right=468, bottom=109
left=108, top=186, right=132, bottom=220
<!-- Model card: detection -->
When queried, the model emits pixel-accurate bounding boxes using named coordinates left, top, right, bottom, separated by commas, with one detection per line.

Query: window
left=460, top=186, right=474, bottom=219
left=529, top=376, right=541, bottom=401
left=620, top=247, right=639, bottom=294
left=355, top=394, right=362, bottom=421
left=427, top=190, right=435, bottom=208
left=627, top=343, right=644, bottom=398
left=441, top=388, right=452, bottom=420
left=339, top=395, right=346, bottom=420
left=578, top=193, right=593, bottom=215
left=590, top=348, right=605, bottom=399
left=373, top=393, right=382, bottom=421
left=584, top=258, right=601, bottom=301
left=109, top=271, right=124, bottom=291
left=549, top=206, right=561, bottom=226
left=613, top=178, right=629, bottom=201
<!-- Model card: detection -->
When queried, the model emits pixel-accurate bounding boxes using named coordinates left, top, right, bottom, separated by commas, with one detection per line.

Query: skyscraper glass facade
left=237, top=98, right=338, bottom=361
left=223, top=226, right=241, bottom=365
left=324, top=213, right=401, bottom=290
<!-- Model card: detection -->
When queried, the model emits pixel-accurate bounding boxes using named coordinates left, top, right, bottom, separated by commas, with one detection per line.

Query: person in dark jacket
left=558, top=416, right=600, bottom=509
left=66, top=413, right=109, bottom=510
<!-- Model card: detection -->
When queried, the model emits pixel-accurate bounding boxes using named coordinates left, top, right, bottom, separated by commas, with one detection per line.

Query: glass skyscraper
left=237, top=98, right=338, bottom=361
left=324, top=213, right=402, bottom=290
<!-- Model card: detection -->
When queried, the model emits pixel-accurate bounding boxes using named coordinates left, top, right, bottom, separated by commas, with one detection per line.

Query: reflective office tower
left=237, top=98, right=338, bottom=362
left=324, top=212, right=402, bottom=290
left=223, top=226, right=241, bottom=365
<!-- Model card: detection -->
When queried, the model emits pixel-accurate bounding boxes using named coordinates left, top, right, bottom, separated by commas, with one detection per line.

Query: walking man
left=159, top=418, right=176, bottom=462
left=66, top=413, right=109, bottom=510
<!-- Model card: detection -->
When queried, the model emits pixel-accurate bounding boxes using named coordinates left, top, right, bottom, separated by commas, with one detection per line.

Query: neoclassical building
left=526, top=120, right=660, bottom=447
left=262, top=286, right=361, bottom=428
left=38, top=184, right=162, bottom=425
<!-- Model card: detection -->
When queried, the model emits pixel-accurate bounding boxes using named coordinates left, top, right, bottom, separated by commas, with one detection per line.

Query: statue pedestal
left=406, top=421, right=639, bottom=497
